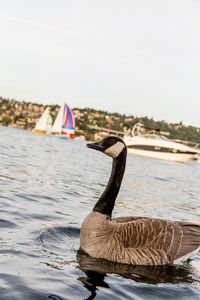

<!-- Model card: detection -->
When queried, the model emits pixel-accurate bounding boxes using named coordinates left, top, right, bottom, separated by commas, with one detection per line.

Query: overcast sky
left=0, top=0, right=200, bottom=126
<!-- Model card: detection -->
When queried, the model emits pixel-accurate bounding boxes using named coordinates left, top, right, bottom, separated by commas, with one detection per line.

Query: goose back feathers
left=80, top=136, right=200, bottom=265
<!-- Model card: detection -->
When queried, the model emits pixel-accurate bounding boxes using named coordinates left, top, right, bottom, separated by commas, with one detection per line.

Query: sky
left=0, top=0, right=200, bottom=127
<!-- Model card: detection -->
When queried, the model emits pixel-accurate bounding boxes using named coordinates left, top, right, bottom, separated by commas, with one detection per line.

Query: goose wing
left=113, top=216, right=148, bottom=223
left=112, top=217, right=200, bottom=265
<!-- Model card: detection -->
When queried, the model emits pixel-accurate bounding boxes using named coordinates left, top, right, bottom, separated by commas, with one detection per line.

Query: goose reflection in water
left=76, top=249, right=197, bottom=299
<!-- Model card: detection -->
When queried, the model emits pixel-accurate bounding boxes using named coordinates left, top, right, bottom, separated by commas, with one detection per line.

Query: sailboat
left=32, top=107, right=52, bottom=135
left=50, top=103, right=75, bottom=138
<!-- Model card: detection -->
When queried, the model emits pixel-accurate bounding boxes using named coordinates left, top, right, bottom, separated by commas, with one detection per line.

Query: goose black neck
left=93, top=148, right=127, bottom=218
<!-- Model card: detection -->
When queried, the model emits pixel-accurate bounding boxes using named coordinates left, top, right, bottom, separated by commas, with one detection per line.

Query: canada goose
left=80, top=136, right=200, bottom=265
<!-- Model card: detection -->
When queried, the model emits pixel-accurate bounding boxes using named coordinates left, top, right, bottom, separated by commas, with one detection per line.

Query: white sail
left=50, top=104, right=64, bottom=133
left=46, top=113, right=53, bottom=133
left=34, top=107, right=52, bottom=132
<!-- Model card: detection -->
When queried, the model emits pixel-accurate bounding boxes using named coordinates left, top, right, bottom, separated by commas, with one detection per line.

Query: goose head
left=87, top=136, right=126, bottom=159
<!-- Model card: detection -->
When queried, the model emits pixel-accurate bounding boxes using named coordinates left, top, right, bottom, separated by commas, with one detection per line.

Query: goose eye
left=110, top=138, right=116, bottom=144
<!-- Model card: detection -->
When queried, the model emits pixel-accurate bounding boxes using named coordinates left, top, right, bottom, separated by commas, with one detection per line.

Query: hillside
left=0, top=96, right=200, bottom=145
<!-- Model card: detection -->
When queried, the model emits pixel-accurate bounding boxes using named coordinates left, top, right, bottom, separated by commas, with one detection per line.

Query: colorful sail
left=61, top=104, right=75, bottom=137
left=50, top=103, right=75, bottom=138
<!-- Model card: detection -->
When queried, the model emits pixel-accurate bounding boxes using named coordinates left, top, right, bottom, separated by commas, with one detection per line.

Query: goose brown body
left=80, top=136, right=200, bottom=266
left=81, top=212, right=200, bottom=265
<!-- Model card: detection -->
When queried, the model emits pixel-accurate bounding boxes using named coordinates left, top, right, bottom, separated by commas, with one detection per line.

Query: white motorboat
left=123, top=123, right=198, bottom=163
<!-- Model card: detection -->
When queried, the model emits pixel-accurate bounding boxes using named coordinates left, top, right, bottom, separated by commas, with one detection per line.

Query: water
left=0, top=126, right=200, bottom=300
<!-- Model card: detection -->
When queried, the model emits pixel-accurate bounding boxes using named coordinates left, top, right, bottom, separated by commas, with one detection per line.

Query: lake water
left=0, top=126, right=200, bottom=300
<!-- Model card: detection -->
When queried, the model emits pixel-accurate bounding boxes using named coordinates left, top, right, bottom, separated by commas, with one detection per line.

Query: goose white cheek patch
left=104, top=142, right=125, bottom=158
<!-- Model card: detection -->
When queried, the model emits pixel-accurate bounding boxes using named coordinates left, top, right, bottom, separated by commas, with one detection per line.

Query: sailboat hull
left=32, top=129, right=46, bottom=135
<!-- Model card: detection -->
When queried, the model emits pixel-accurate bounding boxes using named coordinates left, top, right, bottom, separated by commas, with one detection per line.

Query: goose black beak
left=87, top=141, right=104, bottom=152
